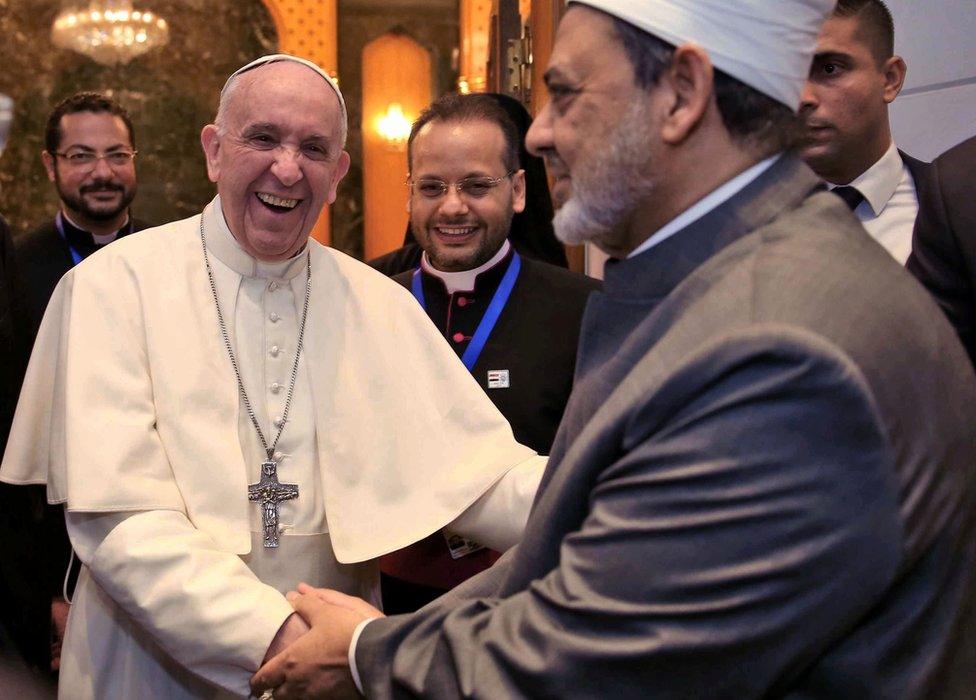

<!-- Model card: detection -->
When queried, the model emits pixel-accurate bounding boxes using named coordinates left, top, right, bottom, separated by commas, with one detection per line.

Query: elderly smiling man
left=1, top=55, right=544, bottom=698
left=253, top=1, right=976, bottom=698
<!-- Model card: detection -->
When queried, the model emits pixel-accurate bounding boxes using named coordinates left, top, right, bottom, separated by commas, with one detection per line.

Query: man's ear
left=327, top=151, right=351, bottom=204
left=200, top=124, right=221, bottom=184
left=660, top=44, right=714, bottom=146
left=511, top=168, right=526, bottom=214
left=882, top=55, right=907, bottom=104
left=41, top=151, right=57, bottom=183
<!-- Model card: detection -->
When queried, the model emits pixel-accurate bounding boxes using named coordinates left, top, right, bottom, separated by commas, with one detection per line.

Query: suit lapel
left=901, top=150, right=942, bottom=257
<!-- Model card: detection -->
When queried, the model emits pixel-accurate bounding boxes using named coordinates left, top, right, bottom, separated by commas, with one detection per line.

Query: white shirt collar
left=61, top=209, right=129, bottom=244
left=204, top=195, right=308, bottom=280
left=628, top=154, right=781, bottom=259
left=420, top=239, right=512, bottom=294
left=827, top=141, right=902, bottom=217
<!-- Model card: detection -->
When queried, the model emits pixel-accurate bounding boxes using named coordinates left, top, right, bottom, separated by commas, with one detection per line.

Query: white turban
left=222, top=53, right=347, bottom=144
left=570, top=0, right=836, bottom=110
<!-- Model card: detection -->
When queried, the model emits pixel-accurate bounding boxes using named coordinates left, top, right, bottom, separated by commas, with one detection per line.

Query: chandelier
left=52, top=1, right=170, bottom=66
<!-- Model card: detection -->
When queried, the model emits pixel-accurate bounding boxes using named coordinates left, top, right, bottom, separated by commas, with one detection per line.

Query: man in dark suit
left=381, top=93, right=599, bottom=613
left=0, top=219, right=51, bottom=688
left=4, top=91, right=148, bottom=675
left=17, top=92, right=150, bottom=336
left=907, top=135, right=976, bottom=369
left=799, top=0, right=933, bottom=265
left=253, top=1, right=976, bottom=697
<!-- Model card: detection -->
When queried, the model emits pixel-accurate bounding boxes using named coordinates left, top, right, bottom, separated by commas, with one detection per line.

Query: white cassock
left=1, top=197, right=544, bottom=699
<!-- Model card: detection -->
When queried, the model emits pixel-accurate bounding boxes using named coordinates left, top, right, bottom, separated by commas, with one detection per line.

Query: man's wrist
left=348, top=617, right=376, bottom=694
left=264, top=612, right=309, bottom=665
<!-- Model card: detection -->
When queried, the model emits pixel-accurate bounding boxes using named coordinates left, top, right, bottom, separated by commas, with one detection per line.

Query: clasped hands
left=251, top=583, right=384, bottom=699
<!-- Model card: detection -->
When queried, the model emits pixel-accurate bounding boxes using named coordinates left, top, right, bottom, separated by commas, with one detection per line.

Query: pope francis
left=0, top=55, right=544, bottom=698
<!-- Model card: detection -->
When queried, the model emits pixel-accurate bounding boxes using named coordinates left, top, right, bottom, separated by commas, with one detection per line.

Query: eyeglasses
left=407, top=170, right=516, bottom=199
left=53, top=149, right=138, bottom=170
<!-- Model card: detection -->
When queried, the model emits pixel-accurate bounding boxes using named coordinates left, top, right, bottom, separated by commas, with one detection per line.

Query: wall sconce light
left=376, top=102, right=411, bottom=151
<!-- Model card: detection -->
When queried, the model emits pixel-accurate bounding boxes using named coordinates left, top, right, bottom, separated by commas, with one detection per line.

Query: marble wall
left=0, top=0, right=277, bottom=236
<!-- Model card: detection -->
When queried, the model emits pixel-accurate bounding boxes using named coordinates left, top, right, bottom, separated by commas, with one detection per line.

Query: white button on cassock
left=269, top=312, right=280, bottom=322
left=270, top=382, right=282, bottom=394
left=270, top=345, right=281, bottom=357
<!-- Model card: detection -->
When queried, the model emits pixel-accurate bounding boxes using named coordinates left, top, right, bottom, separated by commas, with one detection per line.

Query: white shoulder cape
left=1, top=200, right=536, bottom=563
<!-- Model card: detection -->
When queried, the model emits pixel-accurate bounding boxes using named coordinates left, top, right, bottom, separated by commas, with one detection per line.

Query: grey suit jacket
left=357, top=155, right=976, bottom=699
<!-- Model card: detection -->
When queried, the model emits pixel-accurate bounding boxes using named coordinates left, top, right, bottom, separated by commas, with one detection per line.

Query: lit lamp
left=52, top=0, right=170, bottom=66
left=376, top=102, right=412, bottom=151
left=0, top=94, right=13, bottom=158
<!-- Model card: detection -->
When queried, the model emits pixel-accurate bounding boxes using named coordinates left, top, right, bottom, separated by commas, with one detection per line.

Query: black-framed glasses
left=407, top=170, right=517, bottom=199
left=53, top=149, right=138, bottom=170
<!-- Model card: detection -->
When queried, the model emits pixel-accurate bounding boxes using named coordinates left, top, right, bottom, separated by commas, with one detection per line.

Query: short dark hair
left=408, top=93, right=520, bottom=173
left=44, top=92, right=135, bottom=154
left=834, top=0, right=895, bottom=64
left=610, top=16, right=800, bottom=154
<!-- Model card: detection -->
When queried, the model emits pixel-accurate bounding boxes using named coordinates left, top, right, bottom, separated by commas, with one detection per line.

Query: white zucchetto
left=223, top=53, right=347, bottom=142
left=571, top=0, right=836, bottom=110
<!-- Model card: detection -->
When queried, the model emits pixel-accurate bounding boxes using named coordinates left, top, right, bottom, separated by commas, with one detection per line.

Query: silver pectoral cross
left=248, top=460, right=299, bottom=548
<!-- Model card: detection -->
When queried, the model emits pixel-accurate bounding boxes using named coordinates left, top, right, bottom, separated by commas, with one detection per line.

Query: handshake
left=251, top=584, right=384, bottom=700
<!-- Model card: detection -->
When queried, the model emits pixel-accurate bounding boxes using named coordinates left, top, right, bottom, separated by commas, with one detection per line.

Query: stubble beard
left=552, top=102, right=656, bottom=250
left=411, top=201, right=514, bottom=273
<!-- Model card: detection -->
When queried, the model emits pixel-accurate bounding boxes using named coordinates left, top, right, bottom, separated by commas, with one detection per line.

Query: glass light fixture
left=0, top=94, right=13, bottom=158
left=52, top=1, right=170, bottom=66
left=376, top=103, right=412, bottom=151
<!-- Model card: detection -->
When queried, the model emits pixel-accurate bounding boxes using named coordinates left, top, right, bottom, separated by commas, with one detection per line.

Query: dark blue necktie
left=833, top=185, right=865, bottom=211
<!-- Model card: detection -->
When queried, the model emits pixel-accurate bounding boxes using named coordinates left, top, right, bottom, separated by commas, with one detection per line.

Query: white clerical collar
left=420, top=239, right=512, bottom=294
left=204, top=195, right=308, bottom=280
left=826, top=141, right=901, bottom=218
left=628, top=154, right=780, bottom=259
left=61, top=209, right=129, bottom=244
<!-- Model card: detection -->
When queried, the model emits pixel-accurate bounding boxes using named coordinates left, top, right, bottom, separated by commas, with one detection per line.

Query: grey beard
left=553, top=197, right=614, bottom=247
left=551, top=105, right=656, bottom=250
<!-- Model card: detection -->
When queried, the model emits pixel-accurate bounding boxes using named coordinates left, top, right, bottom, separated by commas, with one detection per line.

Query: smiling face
left=200, top=61, right=350, bottom=262
left=408, top=118, right=525, bottom=272
left=525, top=6, right=661, bottom=257
left=42, top=111, right=137, bottom=229
left=798, top=13, right=905, bottom=184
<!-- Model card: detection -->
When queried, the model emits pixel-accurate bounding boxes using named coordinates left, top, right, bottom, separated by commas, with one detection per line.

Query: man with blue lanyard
left=17, top=92, right=149, bottom=338
left=383, top=92, right=599, bottom=613
left=6, top=90, right=148, bottom=676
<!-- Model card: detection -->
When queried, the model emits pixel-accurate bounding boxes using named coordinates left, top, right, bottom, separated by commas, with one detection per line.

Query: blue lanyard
left=54, top=212, right=84, bottom=266
left=411, top=252, right=522, bottom=372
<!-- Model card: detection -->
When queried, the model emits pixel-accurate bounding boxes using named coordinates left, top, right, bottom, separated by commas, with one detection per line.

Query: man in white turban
left=1, top=54, right=547, bottom=698
left=254, top=2, right=976, bottom=698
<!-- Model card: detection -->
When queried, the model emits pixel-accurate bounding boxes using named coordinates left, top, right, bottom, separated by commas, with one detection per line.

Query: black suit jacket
left=16, top=216, right=151, bottom=337
left=2, top=213, right=149, bottom=671
left=907, top=136, right=976, bottom=369
left=0, top=215, right=29, bottom=455
left=379, top=252, right=598, bottom=610
left=900, top=150, right=936, bottom=203
left=393, top=252, right=600, bottom=454
left=0, top=216, right=40, bottom=670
